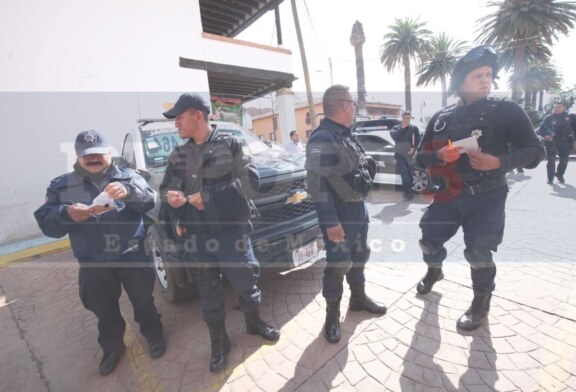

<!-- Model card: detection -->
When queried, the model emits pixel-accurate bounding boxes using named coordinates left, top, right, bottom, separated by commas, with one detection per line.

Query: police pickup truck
left=120, top=119, right=322, bottom=302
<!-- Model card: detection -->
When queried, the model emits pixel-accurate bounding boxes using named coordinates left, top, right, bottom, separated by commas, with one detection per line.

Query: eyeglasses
left=339, top=99, right=357, bottom=109
left=461, top=45, right=499, bottom=63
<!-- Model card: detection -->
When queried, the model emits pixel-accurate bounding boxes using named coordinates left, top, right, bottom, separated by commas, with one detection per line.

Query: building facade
left=0, top=0, right=294, bottom=245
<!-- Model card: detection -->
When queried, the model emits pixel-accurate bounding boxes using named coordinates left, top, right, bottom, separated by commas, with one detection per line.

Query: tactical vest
left=307, top=120, right=375, bottom=202
left=430, top=97, right=508, bottom=184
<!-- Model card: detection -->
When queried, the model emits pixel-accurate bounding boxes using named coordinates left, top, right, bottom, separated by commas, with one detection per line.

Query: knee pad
left=352, top=246, right=370, bottom=264
left=326, top=259, right=353, bottom=278
left=418, top=239, right=447, bottom=263
left=464, top=247, right=495, bottom=269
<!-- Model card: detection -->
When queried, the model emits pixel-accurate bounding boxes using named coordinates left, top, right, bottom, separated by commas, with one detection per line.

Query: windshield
left=212, top=125, right=270, bottom=155
left=141, top=125, right=272, bottom=168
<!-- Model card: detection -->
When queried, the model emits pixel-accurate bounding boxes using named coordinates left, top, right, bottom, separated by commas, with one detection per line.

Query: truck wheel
left=147, top=225, right=195, bottom=303
left=412, top=169, right=430, bottom=193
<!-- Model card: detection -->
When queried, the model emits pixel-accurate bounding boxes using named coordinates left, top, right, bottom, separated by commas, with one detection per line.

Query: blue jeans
left=184, top=225, right=261, bottom=323
left=396, top=154, right=414, bottom=189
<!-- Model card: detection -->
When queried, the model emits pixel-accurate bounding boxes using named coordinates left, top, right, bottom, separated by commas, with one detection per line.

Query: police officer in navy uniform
left=160, top=93, right=279, bottom=373
left=414, top=46, right=545, bottom=331
left=34, top=130, right=166, bottom=375
left=306, top=85, right=387, bottom=344
left=537, top=102, right=575, bottom=184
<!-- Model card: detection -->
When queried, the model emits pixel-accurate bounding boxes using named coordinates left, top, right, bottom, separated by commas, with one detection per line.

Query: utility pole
left=290, top=0, right=316, bottom=129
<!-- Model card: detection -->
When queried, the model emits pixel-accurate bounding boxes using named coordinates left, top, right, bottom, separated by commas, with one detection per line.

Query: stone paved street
left=1, top=165, right=575, bottom=391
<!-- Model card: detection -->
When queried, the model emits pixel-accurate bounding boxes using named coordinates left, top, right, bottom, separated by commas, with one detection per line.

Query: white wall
left=0, top=0, right=210, bottom=244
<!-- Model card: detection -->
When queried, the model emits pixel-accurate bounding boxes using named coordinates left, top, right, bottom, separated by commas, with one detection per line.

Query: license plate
left=292, top=241, right=318, bottom=267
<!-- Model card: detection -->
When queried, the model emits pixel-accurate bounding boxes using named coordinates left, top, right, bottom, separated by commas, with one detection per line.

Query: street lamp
left=420, top=101, right=426, bottom=122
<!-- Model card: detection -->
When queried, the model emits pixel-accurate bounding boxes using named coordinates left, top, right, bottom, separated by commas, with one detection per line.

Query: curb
left=0, top=239, right=70, bottom=268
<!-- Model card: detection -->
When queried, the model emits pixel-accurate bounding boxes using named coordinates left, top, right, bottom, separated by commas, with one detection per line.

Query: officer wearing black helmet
left=414, top=46, right=545, bottom=331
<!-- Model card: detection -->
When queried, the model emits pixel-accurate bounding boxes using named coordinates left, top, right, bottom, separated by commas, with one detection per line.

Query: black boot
left=457, top=294, right=492, bottom=331
left=324, top=298, right=341, bottom=343
left=349, top=287, right=387, bottom=314
left=245, top=311, right=280, bottom=341
left=207, top=321, right=230, bottom=373
left=416, top=267, right=444, bottom=295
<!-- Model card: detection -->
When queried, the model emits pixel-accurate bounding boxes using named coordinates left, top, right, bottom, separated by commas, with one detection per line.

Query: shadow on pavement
left=458, top=325, right=497, bottom=390
left=401, top=292, right=457, bottom=391
left=551, top=183, right=576, bottom=200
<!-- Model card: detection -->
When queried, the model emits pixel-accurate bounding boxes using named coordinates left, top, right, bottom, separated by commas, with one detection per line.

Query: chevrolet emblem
left=286, top=191, right=307, bottom=204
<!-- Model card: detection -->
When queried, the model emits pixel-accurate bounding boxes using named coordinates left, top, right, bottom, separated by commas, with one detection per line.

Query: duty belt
left=451, top=176, right=507, bottom=196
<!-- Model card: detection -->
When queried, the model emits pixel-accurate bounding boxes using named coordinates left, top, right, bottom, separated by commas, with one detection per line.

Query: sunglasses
left=462, top=45, right=498, bottom=63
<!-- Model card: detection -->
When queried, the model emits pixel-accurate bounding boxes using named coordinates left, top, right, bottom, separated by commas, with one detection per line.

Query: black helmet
left=450, top=45, right=499, bottom=92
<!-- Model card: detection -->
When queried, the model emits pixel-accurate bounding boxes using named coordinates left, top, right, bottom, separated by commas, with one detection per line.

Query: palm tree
left=513, top=63, right=562, bottom=110
left=379, top=17, right=431, bottom=111
left=416, top=33, right=468, bottom=107
left=350, top=21, right=367, bottom=115
left=477, top=0, right=576, bottom=102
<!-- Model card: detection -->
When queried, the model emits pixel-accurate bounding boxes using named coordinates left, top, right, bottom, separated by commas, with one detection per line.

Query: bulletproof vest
left=430, top=98, right=506, bottom=184
left=550, top=113, right=573, bottom=140
left=307, top=119, right=374, bottom=201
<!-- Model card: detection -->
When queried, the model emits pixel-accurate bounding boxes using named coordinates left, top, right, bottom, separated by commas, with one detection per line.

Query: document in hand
left=452, top=136, right=479, bottom=154
left=89, top=192, right=118, bottom=209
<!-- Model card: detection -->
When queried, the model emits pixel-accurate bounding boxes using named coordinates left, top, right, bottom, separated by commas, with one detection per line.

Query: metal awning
left=199, top=0, right=284, bottom=37
left=180, top=57, right=296, bottom=103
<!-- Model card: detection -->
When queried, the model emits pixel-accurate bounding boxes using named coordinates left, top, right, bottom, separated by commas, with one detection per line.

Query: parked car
left=120, top=120, right=323, bottom=302
left=353, top=130, right=430, bottom=192
left=353, top=117, right=428, bottom=133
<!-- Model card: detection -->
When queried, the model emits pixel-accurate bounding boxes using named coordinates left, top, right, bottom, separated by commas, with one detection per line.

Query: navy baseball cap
left=74, top=130, right=110, bottom=157
left=163, top=93, right=211, bottom=119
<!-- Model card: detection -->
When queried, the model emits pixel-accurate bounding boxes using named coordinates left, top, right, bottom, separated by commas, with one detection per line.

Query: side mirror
left=112, top=156, right=129, bottom=167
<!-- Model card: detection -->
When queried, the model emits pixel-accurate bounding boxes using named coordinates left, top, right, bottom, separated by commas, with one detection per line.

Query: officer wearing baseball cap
left=35, top=130, right=166, bottom=375
left=163, top=93, right=211, bottom=118
left=160, top=92, right=280, bottom=373
left=413, top=46, right=545, bottom=331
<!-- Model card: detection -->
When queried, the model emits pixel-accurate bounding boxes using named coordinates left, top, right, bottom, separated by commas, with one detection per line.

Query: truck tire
left=412, top=169, right=430, bottom=193
left=146, top=224, right=196, bottom=303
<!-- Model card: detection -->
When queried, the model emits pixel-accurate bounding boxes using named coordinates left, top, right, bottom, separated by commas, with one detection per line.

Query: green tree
left=477, top=0, right=576, bottom=102
left=416, top=33, right=467, bottom=107
left=379, top=17, right=431, bottom=111
left=519, top=63, right=561, bottom=110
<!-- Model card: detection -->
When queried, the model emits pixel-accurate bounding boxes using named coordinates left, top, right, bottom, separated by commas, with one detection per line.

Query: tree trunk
left=441, top=74, right=447, bottom=107
left=354, top=44, right=367, bottom=115
left=512, top=42, right=527, bottom=103
left=403, top=54, right=412, bottom=111
left=538, top=90, right=544, bottom=112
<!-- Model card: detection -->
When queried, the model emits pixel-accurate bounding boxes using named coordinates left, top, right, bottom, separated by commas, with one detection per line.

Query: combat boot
left=245, top=310, right=280, bottom=341
left=207, top=321, right=230, bottom=373
left=349, top=287, right=387, bottom=314
left=324, top=298, right=341, bottom=343
left=457, top=293, right=492, bottom=331
left=416, top=267, right=444, bottom=295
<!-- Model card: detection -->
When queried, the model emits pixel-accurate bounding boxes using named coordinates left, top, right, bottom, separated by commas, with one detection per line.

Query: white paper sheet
left=452, top=136, right=479, bottom=154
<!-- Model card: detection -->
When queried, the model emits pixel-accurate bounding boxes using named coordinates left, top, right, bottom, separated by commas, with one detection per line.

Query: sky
left=238, top=0, right=576, bottom=117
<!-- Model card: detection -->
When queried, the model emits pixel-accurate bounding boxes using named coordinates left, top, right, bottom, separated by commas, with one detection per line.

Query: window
left=121, top=134, right=136, bottom=168
left=355, top=135, right=394, bottom=152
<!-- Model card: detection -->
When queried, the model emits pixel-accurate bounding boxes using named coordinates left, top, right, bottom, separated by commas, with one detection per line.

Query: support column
left=275, top=88, right=296, bottom=145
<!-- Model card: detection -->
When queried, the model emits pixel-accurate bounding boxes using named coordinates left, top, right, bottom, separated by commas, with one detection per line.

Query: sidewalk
left=0, top=166, right=575, bottom=391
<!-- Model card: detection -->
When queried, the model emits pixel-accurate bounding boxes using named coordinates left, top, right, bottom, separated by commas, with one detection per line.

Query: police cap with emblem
left=450, top=45, right=499, bottom=93
left=75, top=130, right=110, bottom=157
left=163, top=93, right=211, bottom=119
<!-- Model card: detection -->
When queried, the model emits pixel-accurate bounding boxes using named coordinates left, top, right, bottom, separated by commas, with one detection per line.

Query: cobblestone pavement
left=1, top=166, right=575, bottom=392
